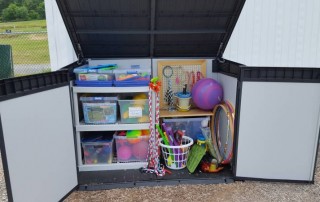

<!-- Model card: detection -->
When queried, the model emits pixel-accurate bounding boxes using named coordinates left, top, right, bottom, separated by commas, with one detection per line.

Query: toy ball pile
left=116, top=130, right=150, bottom=162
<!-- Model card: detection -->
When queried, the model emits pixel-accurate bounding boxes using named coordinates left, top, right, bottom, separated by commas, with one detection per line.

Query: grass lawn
left=0, top=20, right=50, bottom=65
left=0, top=20, right=47, bottom=32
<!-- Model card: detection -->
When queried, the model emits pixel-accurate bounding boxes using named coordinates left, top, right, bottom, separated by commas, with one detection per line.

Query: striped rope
left=142, top=86, right=165, bottom=176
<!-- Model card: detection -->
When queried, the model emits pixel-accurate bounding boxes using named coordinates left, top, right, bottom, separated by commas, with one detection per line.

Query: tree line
left=0, top=0, right=45, bottom=22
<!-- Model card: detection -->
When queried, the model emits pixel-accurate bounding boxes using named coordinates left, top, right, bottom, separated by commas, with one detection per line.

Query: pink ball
left=191, top=78, right=223, bottom=110
left=117, top=145, right=132, bottom=161
left=132, top=141, right=148, bottom=160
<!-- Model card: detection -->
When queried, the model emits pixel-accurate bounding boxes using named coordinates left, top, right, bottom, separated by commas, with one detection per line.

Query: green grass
left=0, top=20, right=47, bottom=32
left=0, top=20, right=49, bottom=65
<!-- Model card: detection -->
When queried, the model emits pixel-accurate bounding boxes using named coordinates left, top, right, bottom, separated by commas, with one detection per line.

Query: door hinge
left=216, top=42, right=225, bottom=63
left=77, top=43, right=85, bottom=65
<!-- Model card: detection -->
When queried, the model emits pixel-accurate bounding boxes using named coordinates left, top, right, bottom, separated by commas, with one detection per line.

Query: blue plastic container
left=80, top=96, right=118, bottom=124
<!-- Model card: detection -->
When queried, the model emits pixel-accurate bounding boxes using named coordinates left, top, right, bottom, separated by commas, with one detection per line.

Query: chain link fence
left=0, top=31, right=51, bottom=80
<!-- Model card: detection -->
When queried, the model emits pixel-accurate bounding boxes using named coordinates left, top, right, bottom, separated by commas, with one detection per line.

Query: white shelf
left=76, top=122, right=150, bottom=131
left=73, top=86, right=149, bottom=93
left=79, top=162, right=148, bottom=171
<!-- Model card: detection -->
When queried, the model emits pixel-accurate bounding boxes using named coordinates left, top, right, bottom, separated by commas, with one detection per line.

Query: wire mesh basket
left=159, top=136, right=194, bottom=170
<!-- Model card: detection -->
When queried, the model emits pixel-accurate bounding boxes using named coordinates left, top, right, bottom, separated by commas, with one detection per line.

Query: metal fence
left=0, top=31, right=51, bottom=79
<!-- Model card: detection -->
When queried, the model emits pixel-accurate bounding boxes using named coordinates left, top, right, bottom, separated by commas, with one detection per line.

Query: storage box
left=163, top=117, right=210, bottom=141
left=113, top=68, right=151, bottom=87
left=118, top=99, right=149, bottom=123
left=80, top=96, right=118, bottom=124
left=73, top=64, right=115, bottom=87
left=77, top=72, right=113, bottom=81
left=82, top=137, right=113, bottom=165
left=114, top=135, right=149, bottom=162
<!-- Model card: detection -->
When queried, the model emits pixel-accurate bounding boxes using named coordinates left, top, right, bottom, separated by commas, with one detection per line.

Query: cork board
left=157, top=60, right=206, bottom=110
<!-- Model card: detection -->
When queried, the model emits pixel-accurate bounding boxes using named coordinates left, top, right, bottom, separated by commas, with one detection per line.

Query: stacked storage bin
left=82, top=133, right=114, bottom=165
left=74, top=64, right=151, bottom=87
left=80, top=96, right=118, bottom=124
left=114, top=132, right=149, bottom=162
left=74, top=64, right=116, bottom=87
left=113, top=67, right=151, bottom=87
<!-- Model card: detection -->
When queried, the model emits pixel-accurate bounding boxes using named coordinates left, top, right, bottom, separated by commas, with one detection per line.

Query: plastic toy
left=200, top=157, right=224, bottom=173
left=117, top=145, right=132, bottom=160
left=196, top=134, right=206, bottom=149
left=126, top=130, right=142, bottom=138
left=132, top=141, right=149, bottom=159
left=211, top=101, right=235, bottom=165
left=126, top=130, right=142, bottom=144
left=118, top=131, right=126, bottom=136
left=141, top=130, right=150, bottom=136
left=191, top=78, right=223, bottom=110
left=186, top=144, right=206, bottom=173
left=133, top=93, right=148, bottom=100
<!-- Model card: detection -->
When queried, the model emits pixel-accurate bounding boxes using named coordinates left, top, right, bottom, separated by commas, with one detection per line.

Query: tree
left=1, top=0, right=46, bottom=22
left=2, top=3, right=18, bottom=21
left=0, top=0, right=11, bottom=13
left=2, top=3, right=28, bottom=21
left=16, top=5, right=28, bottom=20
left=23, top=0, right=42, bottom=11
left=28, top=9, right=38, bottom=19
left=36, top=1, right=44, bottom=19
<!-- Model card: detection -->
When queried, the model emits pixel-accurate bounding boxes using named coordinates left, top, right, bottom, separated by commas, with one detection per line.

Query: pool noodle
left=162, top=124, right=182, bottom=167
left=156, top=124, right=174, bottom=164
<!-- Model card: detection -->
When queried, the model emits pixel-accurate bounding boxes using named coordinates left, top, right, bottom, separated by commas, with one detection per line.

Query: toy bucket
left=159, top=136, right=194, bottom=170
left=175, top=92, right=192, bottom=111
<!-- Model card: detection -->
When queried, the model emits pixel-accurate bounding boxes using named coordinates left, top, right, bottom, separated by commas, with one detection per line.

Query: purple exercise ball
left=191, top=78, right=223, bottom=110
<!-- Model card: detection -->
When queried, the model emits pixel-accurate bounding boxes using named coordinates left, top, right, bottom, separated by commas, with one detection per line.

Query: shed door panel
left=0, top=86, right=77, bottom=202
left=236, top=82, right=320, bottom=181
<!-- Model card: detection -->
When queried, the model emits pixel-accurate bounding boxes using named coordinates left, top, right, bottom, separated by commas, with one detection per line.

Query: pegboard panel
left=157, top=60, right=206, bottom=109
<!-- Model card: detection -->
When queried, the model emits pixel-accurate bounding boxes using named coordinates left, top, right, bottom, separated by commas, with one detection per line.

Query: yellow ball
left=133, top=93, right=147, bottom=100
left=123, top=111, right=129, bottom=119
left=138, top=116, right=149, bottom=123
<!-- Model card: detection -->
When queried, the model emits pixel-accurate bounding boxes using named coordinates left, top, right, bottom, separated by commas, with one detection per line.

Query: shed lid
left=56, top=0, right=246, bottom=59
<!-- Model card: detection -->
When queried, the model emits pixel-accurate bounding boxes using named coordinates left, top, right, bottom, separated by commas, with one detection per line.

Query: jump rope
left=141, top=77, right=166, bottom=176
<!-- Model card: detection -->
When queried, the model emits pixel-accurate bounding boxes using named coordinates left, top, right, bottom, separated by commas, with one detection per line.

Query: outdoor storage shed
left=0, top=0, right=320, bottom=201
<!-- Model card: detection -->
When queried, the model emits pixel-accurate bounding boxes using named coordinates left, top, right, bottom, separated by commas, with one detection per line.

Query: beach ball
left=191, top=78, right=223, bottom=110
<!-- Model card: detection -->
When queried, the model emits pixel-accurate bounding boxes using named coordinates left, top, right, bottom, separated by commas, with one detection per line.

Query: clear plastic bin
left=73, top=64, right=115, bottom=86
left=114, top=135, right=149, bottom=162
left=77, top=72, right=113, bottom=81
left=118, top=99, right=149, bottom=123
left=113, top=68, right=150, bottom=86
left=82, top=139, right=113, bottom=165
left=80, top=96, right=118, bottom=124
left=163, top=117, right=210, bottom=141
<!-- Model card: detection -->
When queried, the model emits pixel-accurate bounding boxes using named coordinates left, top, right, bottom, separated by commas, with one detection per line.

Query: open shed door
left=234, top=67, right=320, bottom=182
left=0, top=71, right=77, bottom=202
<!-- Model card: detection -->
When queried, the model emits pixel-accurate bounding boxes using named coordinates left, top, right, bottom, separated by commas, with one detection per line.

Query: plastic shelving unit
left=72, top=85, right=150, bottom=171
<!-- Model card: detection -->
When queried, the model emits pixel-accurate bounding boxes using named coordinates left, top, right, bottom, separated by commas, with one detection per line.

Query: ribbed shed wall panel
left=224, top=0, right=320, bottom=67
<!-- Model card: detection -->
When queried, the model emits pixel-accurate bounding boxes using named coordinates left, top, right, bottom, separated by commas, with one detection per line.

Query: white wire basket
left=159, top=136, right=194, bottom=170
